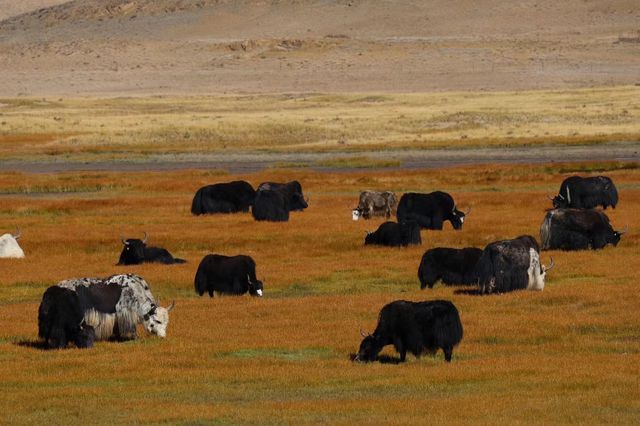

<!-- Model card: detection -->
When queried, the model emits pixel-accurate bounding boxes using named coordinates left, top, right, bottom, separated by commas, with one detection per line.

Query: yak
left=540, top=208, right=626, bottom=250
left=195, top=254, right=264, bottom=297
left=252, top=189, right=290, bottom=222
left=476, top=235, right=554, bottom=294
left=551, top=175, right=618, bottom=210
left=0, top=228, right=24, bottom=258
left=38, top=286, right=96, bottom=349
left=396, top=191, right=470, bottom=230
left=191, top=180, right=256, bottom=215
left=118, top=232, right=186, bottom=265
left=418, top=247, right=483, bottom=289
left=258, top=180, right=308, bottom=211
left=56, top=274, right=174, bottom=340
left=364, top=221, right=421, bottom=247
left=352, top=191, right=398, bottom=220
left=353, top=300, right=463, bottom=363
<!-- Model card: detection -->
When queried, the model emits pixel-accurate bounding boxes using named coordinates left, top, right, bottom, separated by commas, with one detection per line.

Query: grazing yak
left=252, top=189, right=290, bottom=221
left=352, top=191, right=398, bottom=220
left=195, top=254, right=264, bottom=297
left=38, top=286, right=96, bottom=349
left=476, top=235, right=554, bottom=294
left=353, top=300, right=463, bottom=363
left=55, top=274, right=174, bottom=340
left=258, top=180, right=308, bottom=211
left=418, top=247, right=483, bottom=289
left=540, top=208, right=626, bottom=250
left=396, top=191, right=470, bottom=230
left=0, top=228, right=24, bottom=258
left=551, top=175, right=618, bottom=210
left=118, top=233, right=186, bottom=265
left=191, top=180, right=256, bottom=215
left=364, top=221, right=421, bottom=247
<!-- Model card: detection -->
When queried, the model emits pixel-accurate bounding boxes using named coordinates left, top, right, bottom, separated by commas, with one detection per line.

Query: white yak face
left=352, top=210, right=361, bottom=221
left=143, top=302, right=174, bottom=338
left=527, top=248, right=545, bottom=291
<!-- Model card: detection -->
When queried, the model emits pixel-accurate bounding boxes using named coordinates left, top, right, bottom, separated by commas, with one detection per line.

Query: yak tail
left=191, top=188, right=203, bottom=215
left=540, top=211, right=553, bottom=250
left=194, top=264, right=208, bottom=296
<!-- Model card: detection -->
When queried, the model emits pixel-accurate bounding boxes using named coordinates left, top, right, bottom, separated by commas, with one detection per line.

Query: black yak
left=418, top=247, right=483, bottom=289
left=396, top=191, right=470, bottom=230
left=540, top=208, right=626, bottom=250
left=195, top=254, right=264, bottom=297
left=191, top=180, right=256, bottom=215
left=476, top=235, right=554, bottom=294
left=118, top=233, right=186, bottom=265
left=38, top=286, right=96, bottom=349
left=364, top=221, right=421, bottom=247
left=252, top=189, right=290, bottom=222
left=258, top=180, right=308, bottom=211
left=354, top=300, right=463, bottom=363
left=551, top=176, right=618, bottom=210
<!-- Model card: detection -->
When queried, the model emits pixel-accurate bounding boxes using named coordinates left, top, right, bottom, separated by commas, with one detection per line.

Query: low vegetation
left=0, top=163, right=638, bottom=423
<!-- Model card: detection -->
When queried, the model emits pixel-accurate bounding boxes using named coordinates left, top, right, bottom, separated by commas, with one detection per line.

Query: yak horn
left=360, top=328, right=369, bottom=338
left=167, top=300, right=175, bottom=312
left=545, top=257, right=555, bottom=272
left=121, top=235, right=128, bottom=245
left=464, top=206, right=472, bottom=215
left=12, top=227, right=21, bottom=240
left=247, top=274, right=252, bottom=284
left=365, top=230, right=371, bottom=236
left=547, top=195, right=555, bottom=201
left=142, top=232, right=148, bottom=244
left=619, top=225, right=629, bottom=235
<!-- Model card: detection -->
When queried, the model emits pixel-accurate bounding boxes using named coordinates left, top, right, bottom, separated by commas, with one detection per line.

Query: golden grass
left=0, top=86, right=639, bottom=161
left=0, top=163, right=639, bottom=423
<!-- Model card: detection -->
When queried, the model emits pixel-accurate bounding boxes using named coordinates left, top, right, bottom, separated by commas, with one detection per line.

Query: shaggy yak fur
left=354, top=300, right=463, bottom=363
left=38, top=286, right=96, bottom=349
left=195, top=254, right=264, bottom=297
left=191, top=180, right=256, bottom=215
left=364, top=221, right=421, bottom=247
left=418, top=247, right=483, bottom=289
left=396, top=191, right=469, bottom=230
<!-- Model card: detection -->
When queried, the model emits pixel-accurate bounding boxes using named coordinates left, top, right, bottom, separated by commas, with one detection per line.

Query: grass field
left=1, top=159, right=639, bottom=423
left=1, top=86, right=639, bottom=163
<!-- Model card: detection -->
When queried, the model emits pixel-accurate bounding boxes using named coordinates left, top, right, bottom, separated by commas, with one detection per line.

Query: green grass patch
left=316, top=156, right=401, bottom=169
left=216, top=347, right=334, bottom=361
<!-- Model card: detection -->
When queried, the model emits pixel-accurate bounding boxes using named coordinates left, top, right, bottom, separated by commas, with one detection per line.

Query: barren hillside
left=0, top=0, right=638, bottom=95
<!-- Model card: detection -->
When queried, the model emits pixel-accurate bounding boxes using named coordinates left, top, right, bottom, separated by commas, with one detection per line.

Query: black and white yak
left=396, top=191, right=470, bottom=230
left=353, top=300, right=463, bottom=363
left=418, top=247, right=483, bottom=289
left=195, top=254, right=264, bottom=297
left=352, top=191, right=398, bottom=220
left=364, top=221, right=421, bottom=247
left=118, top=232, right=186, bottom=265
left=476, top=235, right=554, bottom=294
left=191, top=180, right=256, bottom=215
left=540, top=208, right=627, bottom=250
left=550, top=175, right=618, bottom=210
left=52, top=274, right=175, bottom=341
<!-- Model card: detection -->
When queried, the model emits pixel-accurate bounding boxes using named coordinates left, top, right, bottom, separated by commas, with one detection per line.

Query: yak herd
left=1, top=173, right=627, bottom=363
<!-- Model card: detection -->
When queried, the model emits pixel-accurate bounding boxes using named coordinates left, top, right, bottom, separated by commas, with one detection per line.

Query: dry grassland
left=0, top=162, right=639, bottom=424
left=1, top=86, right=639, bottom=162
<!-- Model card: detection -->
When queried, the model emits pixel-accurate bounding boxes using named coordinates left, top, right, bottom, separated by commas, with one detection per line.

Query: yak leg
left=394, top=337, right=407, bottom=362
left=432, top=215, right=444, bottom=230
left=443, top=346, right=453, bottom=362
